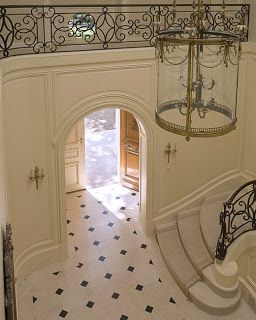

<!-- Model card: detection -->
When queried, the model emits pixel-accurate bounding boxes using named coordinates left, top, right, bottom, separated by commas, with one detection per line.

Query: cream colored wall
left=0, top=66, right=7, bottom=320
left=240, top=43, right=256, bottom=177
left=0, top=45, right=246, bottom=278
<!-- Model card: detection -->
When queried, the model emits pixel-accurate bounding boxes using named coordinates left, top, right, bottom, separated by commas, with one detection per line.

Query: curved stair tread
left=202, top=264, right=239, bottom=298
left=200, top=190, right=236, bottom=256
left=200, top=199, right=226, bottom=256
left=157, top=225, right=200, bottom=293
left=189, top=280, right=241, bottom=315
left=177, top=211, right=212, bottom=273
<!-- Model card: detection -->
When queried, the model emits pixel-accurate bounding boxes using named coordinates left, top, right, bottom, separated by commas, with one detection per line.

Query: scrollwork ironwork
left=0, top=3, right=250, bottom=59
left=215, top=180, right=256, bottom=260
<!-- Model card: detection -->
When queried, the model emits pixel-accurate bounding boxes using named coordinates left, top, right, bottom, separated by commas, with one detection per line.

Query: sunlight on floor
left=88, top=183, right=139, bottom=221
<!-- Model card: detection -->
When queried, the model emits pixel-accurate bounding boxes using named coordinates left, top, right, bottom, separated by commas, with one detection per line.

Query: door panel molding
left=120, top=110, right=139, bottom=191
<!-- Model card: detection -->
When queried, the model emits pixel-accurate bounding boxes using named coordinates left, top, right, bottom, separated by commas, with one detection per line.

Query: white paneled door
left=64, top=120, right=86, bottom=193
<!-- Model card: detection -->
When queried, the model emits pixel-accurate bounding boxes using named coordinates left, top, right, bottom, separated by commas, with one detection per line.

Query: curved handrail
left=215, top=180, right=256, bottom=260
left=0, top=3, right=249, bottom=59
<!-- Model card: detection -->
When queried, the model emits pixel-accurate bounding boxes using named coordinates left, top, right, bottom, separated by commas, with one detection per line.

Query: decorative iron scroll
left=215, top=180, right=256, bottom=261
left=0, top=3, right=250, bottom=59
left=3, top=223, right=17, bottom=320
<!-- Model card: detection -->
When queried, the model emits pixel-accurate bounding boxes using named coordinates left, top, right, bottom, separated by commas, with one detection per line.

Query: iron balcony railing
left=0, top=3, right=250, bottom=59
left=216, top=180, right=256, bottom=261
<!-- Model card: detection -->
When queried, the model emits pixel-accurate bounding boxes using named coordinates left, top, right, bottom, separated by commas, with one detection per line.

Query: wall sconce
left=165, top=143, right=177, bottom=164
left=30, top=167, right=45, bottom=190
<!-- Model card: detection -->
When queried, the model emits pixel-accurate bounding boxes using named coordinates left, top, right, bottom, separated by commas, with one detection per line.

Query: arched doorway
left=64, top=108, right=141, bottom=222
left=55, top=92, right=155, bottom=260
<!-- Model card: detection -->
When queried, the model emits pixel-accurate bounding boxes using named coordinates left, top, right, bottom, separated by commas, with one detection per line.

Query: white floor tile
left=16, top=183, right=256, bottom=320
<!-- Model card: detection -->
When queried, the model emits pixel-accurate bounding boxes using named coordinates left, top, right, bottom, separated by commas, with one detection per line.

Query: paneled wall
left=0, top=67, right=7, bottom=320
left=0, top=46, right=246, bottom=278
left=240, top=43, right=256, bottom=176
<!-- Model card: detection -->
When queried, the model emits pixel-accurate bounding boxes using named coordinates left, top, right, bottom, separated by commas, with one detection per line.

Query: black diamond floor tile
left=105, top=273, right=112, bottom=279
left=80, top=280, right=88, bottom=287
left=113, top=235, right=120, bottom=240
left=120, top=207, right=126, bottom=210
left=84, top=215, right=90, bottom=219
left=112, top=292, right=120, bottom=299
left=131, top=193, right=136, bottom=196
left=108, top=222, right=114, bottom=227
left=136, top=284, right=143, bottom=291
left=76, top=262, right=83, bottom=268
left=80, top=204, right=86, bottom=208
left=145, top=305, right=153, bottom=313
left=120, top=315, right=128, bottom=320
left=86, top=301, right=95, bottom=308
left=149, top=259, right=153, bottom=265
left=66, top=219, right=71, bottom=224
left=52, top=271, right=60, bottom=276
left=120, top=250, right=127, bottom=255
left=68, top=232, right=74, bottom=236
left=59, top=310, right=68, bottom=318
left=102, top=210, right=108, bottom=215
left=127, top=266, right=134, bottom=272
left=55, top=288, right=64, bottom=295
left=32, top=297, right=37, bottom=303
left=93, top=240, right=100, bottom=246
left=140, top=243, right=147, bottom=249
left=98, top=256, right=106, bottom=262
left=74, top=246, right=79, bottom=251
left=88, top=227, right=95, bottom=232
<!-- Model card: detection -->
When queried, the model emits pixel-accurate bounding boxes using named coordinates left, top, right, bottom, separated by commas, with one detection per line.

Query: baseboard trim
left=14, top=240, right=68, bottom=280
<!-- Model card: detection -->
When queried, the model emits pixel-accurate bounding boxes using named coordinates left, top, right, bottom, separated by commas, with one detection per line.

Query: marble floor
left=17, top=184, right=256, bottom=320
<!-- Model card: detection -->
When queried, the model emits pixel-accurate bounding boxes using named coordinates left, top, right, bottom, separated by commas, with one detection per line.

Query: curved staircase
left=156, top=191, right=242, bottom=315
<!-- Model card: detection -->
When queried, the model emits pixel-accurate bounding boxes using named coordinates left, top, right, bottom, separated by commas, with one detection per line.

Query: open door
left=65, top=119, right=86, bottom=193
left=120, top=110, right=139, bottom=191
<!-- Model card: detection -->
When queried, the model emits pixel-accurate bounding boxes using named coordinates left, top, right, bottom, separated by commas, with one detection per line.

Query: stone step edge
left=202, top=264, right=240, bottom=298
left=189, top=281, right=241, bottom=315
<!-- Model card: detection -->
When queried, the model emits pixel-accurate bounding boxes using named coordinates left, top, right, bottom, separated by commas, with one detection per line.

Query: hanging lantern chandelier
left=155, top=0, right=245, bottom=141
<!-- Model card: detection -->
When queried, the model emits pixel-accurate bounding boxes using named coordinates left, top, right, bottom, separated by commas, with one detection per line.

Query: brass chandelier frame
left=155, top=0, right=244, bottom=140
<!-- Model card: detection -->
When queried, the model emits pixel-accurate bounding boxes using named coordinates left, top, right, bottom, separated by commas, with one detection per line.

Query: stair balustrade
left=216, top=180, right=256, bottom=260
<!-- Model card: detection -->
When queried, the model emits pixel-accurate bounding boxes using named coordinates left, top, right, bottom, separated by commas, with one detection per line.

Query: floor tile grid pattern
left=17, top=183, right=256, bottom=320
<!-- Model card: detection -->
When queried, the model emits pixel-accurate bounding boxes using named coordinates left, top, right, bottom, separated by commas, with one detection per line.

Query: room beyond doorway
left=85, top=109, right=119, bottom=189
left=64, top=108, right=141, bottom=212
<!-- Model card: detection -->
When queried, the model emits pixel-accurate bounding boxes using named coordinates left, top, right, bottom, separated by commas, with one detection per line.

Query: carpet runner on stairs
left=156, top=191, right=242, bottom=315
left=157, top=223, right=200, bottom=295
left=177, top=210, right=212, bottom=274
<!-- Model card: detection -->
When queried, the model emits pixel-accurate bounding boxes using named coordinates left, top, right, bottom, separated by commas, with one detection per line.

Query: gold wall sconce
left=165, top=143, right=177, bottom=163
left=30, top=167, right=45, bottom=190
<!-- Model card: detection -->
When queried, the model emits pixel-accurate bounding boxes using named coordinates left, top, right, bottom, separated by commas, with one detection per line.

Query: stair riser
left=190, top=292, right=241, bottom=315
left=203, top=275, right=239, bottom=298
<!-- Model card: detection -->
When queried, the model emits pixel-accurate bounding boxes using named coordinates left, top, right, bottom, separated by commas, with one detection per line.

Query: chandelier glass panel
left=155, top=0, right=243, bottom=140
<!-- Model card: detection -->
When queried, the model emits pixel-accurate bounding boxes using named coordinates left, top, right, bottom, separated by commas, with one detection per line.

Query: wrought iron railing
left=216, top=180, right=256, bottom=261
left=0, top=3, right=250, bottom=59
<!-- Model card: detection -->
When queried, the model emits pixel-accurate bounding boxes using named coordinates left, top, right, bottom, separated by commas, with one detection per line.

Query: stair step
left=202, top=264, right=240, bottom=298
left=157, top=224, right=200, bottom=294
left=200, top=198, right=227, bottom=257
left=177, top=210, right=212, bottom=274
left=189, top=280, right=241, bottom=315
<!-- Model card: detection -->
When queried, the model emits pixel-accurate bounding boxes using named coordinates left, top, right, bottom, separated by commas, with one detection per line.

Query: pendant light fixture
left=155, top=0, right=245, bottom=141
